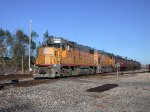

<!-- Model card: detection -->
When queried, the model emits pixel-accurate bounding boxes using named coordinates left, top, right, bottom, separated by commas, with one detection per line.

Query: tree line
left=0, top=28, right=51, bottom=74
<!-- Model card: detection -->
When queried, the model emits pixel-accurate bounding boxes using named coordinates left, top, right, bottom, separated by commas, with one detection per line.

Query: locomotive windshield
left=45, top=38, right=62, bottom=48
left=47, top=43, right=61, bottom=48
left=43, top=37, right=69, bottom=50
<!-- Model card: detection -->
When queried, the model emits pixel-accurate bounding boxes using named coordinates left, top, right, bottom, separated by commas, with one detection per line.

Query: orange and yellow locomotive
left=33, top=37, right=115, bottom=78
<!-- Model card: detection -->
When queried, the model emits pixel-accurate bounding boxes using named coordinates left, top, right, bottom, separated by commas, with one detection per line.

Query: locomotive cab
left=33, top=38, right=64, bottom=78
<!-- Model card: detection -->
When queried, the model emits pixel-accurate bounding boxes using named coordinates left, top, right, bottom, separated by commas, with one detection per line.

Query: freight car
left=115, top=56, right=141, bottom=71
left=33, top=37, right=140, bottom=78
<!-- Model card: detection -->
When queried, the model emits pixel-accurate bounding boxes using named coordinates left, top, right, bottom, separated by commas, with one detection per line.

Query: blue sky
left=0, top=0, right=150, bottom=64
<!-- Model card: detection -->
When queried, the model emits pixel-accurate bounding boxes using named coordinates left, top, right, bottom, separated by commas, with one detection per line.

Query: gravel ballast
left=0, top=72, right=150, bottom=112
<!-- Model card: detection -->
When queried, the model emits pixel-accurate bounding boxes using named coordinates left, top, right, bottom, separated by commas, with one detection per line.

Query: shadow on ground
left=87, top=84, right=119, bottom=93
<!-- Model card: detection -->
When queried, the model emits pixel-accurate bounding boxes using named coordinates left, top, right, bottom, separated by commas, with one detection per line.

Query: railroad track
left=0, top=73, right=106, bottom=90
left=0, top=70, right=148, bottom=90
left=0, top=74, right=33, bottom=90
left=0, top=74, right=32, bottom=81
left=0, top=84, right=3, bottom=90
left=0, top=77, right=60, bottom=90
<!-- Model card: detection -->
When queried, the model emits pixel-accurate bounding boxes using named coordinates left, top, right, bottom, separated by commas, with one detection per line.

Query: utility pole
left=22, top=54, right=24, bottom=74
left=29, top=20, right=32, bottom=73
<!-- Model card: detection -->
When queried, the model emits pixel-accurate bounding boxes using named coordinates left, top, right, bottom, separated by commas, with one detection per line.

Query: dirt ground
left=0, top=72, right=150, bottom=112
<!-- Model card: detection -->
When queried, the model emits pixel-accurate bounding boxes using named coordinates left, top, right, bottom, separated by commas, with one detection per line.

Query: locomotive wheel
left=61, top=68, right=65, bottom=77
left=71, top=67, right=79, bottom=76
left=71, top=67, right=76, bottom=76
left=61, top=67, right=72, bottom=77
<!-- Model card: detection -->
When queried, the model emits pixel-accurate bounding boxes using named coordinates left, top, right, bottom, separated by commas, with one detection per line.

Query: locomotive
left=33, top=37, right=141, bottom=78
